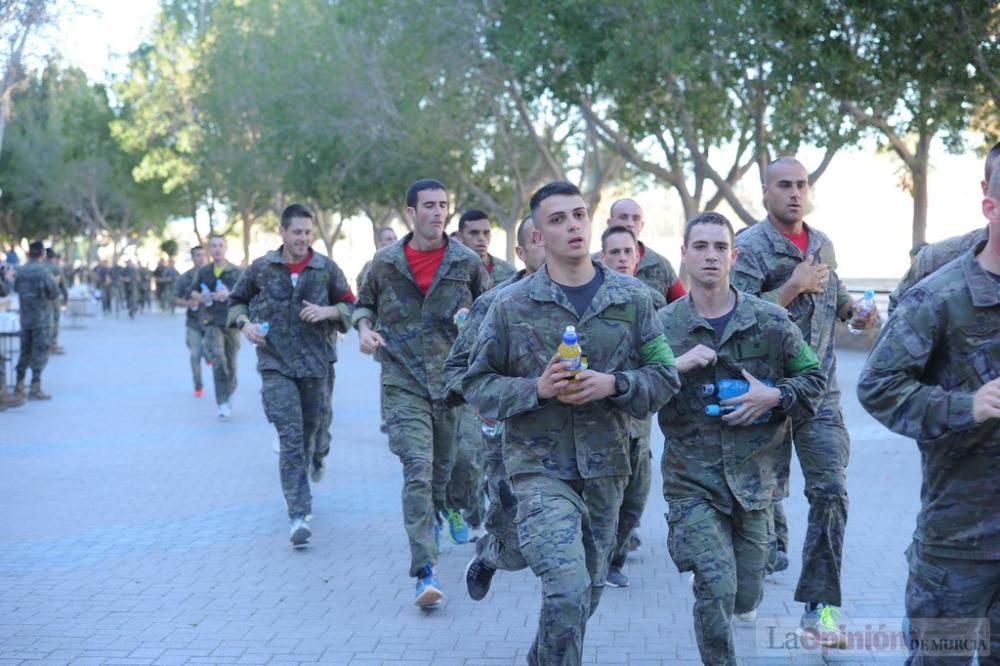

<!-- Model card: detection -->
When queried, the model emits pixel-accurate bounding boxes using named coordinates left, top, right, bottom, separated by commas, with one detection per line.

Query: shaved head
left=764, top=157, right=808, bottom=187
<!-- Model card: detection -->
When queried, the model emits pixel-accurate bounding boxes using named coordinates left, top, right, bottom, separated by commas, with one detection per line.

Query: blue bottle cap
left=863, top=288, right=875, bottom=299
left=705, top=405, right=721, bottom=417
left=562, top=325, right=578, bottom=344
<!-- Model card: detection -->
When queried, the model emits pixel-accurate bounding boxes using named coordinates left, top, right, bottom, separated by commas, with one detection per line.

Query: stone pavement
left=1, top=311, right=922, bottom=665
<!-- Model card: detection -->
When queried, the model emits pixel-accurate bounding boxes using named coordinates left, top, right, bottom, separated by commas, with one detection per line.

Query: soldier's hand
left=557, top=370, right=616, bottom=405
left=537, top=353, right=573, bottom=400
left=791, top=256, right=829, bottom=295
left=721, top=369, right=781, bottom=426
left=848, top=298, right=880, bottom=330
left=972, top=378, right=1000, bottom=423
left=676, top=344, right=717, bottom=374
left=300, top=300, right=331, bottom=323
left=359, top=328, right=386, bottom=355
left=212, top=285, right=229, bottom=301
left=242, top=323, right=267, bottom=345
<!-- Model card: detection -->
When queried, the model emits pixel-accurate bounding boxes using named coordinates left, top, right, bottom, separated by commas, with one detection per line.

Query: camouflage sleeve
left=226, top=262, right=257, bottom=327
left=471, top=259, right=491, bottom=300
left=887, top=250, right=931, bottom=315
left=327, top=261, right=355, bottom=335
left=609, top=289, right=681, bottom=418
left=463, top=300, right=543, bottom=421
left=857, top=289, right=977, bottom=442
left=42, top=271, right=59, bottom=301
left=836, top=278, right=852, bottom=319
left=173, top=272, right=190, bottom=300
left=443, top=296, right=492, bottom=406
left=731, top=245, right=775, bottom=302
left=352, top=261, right=379, bottom=329
left=775, top=313, right=825, bottom=416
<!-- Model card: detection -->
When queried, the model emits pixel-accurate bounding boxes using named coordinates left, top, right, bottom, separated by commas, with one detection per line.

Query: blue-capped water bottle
left=703, top=378, right=774, bottom=423
left=215, top=278, right=225, bottom=292
left=847, top=289, right=876, bottom=335
left=200, top=282, right=212, bottom=305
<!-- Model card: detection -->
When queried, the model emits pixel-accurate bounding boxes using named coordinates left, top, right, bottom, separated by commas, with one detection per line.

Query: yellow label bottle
left=556, top=325, right=583, bottom=402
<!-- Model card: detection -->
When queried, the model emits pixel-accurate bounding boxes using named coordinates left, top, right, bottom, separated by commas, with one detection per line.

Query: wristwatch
left=777, top=385, right=795, bottom=411
left=612, top=372, right=630, bottom=397
left=237, top=317, right=249, bottom=330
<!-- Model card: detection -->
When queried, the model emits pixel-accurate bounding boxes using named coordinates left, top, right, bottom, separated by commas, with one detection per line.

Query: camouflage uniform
left=352, top=232, right=489, bottom=577
left=733, top=217, right=851, bottom=607
left=889, top=225, right=989, bottom=315
left=14, top=260, right=58, bottom=382
left=609, top=283, right=666, bottom=571
left=197, top=261, right=242, bottom=405
left=445, top=253, right=520, bottom=528
left=443, top=270, right=529, bottom=572
left=228, top=248, right=354, bottom=520
left=857, top=243, right=1000, bottom=665
left=46, top=260, right=67, bottom=350
left=463, top=262, right=681, bottom=666
left=659, top=290, right=825, bottom=665
left=174, top=268, right=205, bottom=392
left=635, top=241, right=681, bottom=301
left=356, top=259, right=387, bottom=430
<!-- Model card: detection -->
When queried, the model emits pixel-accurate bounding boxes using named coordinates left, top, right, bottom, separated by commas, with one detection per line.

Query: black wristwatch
left=237, top=317, right=248, bottom=330
left=612, top=372, right=630, bottom=397
left=777, top=385, right=795, bottom=411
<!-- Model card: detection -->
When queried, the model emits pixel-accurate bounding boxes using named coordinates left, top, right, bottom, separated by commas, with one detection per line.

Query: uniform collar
left=964, top=240, right=1000, bottom=308
left=379, top=232, right=475, bottom=293
left=529, top=261, right=631, bottom=321
left=680, top=287, right=757, bottom=344
left=761, top=216, right=824, bottom=259
left=268, top=246, right=323, bottom=268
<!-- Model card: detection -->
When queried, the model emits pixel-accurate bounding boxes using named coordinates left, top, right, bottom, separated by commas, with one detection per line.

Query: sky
left=42, top=0, right=989, bottom=282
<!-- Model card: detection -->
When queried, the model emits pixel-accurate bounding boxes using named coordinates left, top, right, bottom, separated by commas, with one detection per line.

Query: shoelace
left=446, top=510, right=465, bottom=530
left=818, top=605, right=841, bottom=630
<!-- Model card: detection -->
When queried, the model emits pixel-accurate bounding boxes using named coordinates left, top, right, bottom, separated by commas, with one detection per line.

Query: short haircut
left=600, top=225, right=636, bottom=251
left=28, top=241, right=44, bottom=257
left=280, top=203, right=313, bottom=229
left=763, top=156, right=806, bottom=185
left=515, top=216, right=535, bottom=248
left=988, top=163, right=1000, bottom=199
left=458, top=209, right=489, bottom=232
left=986, top=141, right=1000, bottom=182
left=608, top=198, right=637, bottom=218
left=683, top=211, right=736, bottom=245
left=529, top=181, right=582, bottom=215
left=190, top=245, right=205, bottom=258
left=406, top=178, right=447, bottom=208
left=376, top=226, right=395, bottom=242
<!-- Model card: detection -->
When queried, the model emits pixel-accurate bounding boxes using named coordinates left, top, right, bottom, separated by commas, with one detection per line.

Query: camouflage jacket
left=857, top=242, right=1000, bottom=558
left=228, top=248, right=354, bottom=377
left=486, top=254, right=517, bottom=286
left=352, top=233, right=490, bottom=400
left=46, top=261, right=68, bottom=302
left=732, top=218, right=851, bottom=385
left=463, top=261, right=681, bottom=480
left=355, top=260, right=373, bottom=295
left=889, top=225, right=989, bottom=315
left=173, top=268, right=202, bottom=329
left=13, top=260, right=58, bottom=330
left=196, top=261, right=242, bottom=328
left=636, top=242, right=680, bottom=301
left=658, top=290, right=825, bottom=512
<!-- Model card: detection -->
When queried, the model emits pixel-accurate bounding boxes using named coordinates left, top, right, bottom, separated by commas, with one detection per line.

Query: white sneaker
left=289, top=517, right=311, bottom=545
left=735, top=609, right=758, bottom=622
left=218, top=402, right=231, bottom=419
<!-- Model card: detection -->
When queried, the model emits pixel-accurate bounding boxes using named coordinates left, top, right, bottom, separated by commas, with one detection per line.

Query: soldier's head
left=681, top=211, right=737, bottom=289
left=375, top=226, right=397, bottom=249
left=600, top=226, right=638, bottom=276
left=208, top=235, right=227, bottom=263
left=405, top=178, right=449, bottom=243
left=607, top=198, right=644, bottom=237
left=457, top=209, right=492, bottom=260
left=763, top=157, right=810, bottom=228
left=529, top=181, right=590, bottom=264
left=190, top=245, right=207, bottom=268
left=514, top=216, right=545, bottom=273
left=982, top=141, right=1000, bottom=196
left=279, top=203, right=314, bottom=262
left=28, top=241, right=44, bottom=259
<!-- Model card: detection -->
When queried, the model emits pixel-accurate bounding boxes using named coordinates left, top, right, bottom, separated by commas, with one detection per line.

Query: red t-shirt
left=287, top=249, right=312, bottom=276
left=666, top=279, right=687, bottom=303
left=781, top=228, right=809, bottom=255
left=404, top=242, right=447, bottom=295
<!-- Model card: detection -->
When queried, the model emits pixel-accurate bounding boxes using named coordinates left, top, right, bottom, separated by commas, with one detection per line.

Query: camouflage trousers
left=15, top=326, right=50, bottom=379
left=260, top=371, right=328, bottom=520
left=904, top=542, right=1000, bottom=666
left=203, top=325, right=240, bottom=405
left=185, top=324, right=204, bottom=391
left=611, top=427, right=652, bottom=569
left=315, top=364, right=334, bottom=462
left=475, top=433, right=526, bottom=572
left=667, top=498, right=771, bottom=666
left=445, top=404, right=487, bottom=527
left=50, top=306, right=61, bottom=347
left=514, top=473, right=626, bottom=666
left=384, top=385, right=457, bottom=578
left=771, top=389, right=850, bottom=606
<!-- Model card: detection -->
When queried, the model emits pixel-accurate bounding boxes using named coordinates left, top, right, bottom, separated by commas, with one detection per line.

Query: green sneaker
left=440, top=509, right=469, bottom=544
left=797, top=603, right=848, bottom=648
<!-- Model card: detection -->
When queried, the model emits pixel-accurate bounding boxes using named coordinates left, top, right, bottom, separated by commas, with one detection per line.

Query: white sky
left=44, top=0, right=988, bottom=282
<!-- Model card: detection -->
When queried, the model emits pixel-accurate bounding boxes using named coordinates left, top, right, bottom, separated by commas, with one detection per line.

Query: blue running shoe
left=415, top=563, right=443, bottom=608
left=440, top=509, right=469, bottom=544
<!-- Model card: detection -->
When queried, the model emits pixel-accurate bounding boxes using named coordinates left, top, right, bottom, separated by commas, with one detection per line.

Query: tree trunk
left=241, top=210, right=252, bottom=266
left=910, top=131, right=932, bottom=251
left=503, top=216, right=517, bottom=263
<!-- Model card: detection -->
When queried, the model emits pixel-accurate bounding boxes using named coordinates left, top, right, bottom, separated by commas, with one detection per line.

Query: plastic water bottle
left=253, top=321, right=270, bottom=348
left=481, top=420, right=504, bottom=437
left=453, top=307, right=469, bottom=328
left=200, top=283, right=212, bottom=305
left=215, top=278, right=225, bottom=292
left=847, top=289, right=876, bottom=335
left=556, top=325, right=583, bottom=403
left=702, top=378, right=775, bottom=424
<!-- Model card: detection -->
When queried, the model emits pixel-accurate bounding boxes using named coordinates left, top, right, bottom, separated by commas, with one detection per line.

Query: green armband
left=640, top=334, right=675, bottom=366
left=785, top=343, right=819, bottom=373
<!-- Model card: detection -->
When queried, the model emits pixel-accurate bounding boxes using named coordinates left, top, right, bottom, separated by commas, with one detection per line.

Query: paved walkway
left=1, top=311, right=921, bottom=665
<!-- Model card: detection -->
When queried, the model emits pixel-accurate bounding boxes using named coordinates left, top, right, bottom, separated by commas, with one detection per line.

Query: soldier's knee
left=803, top=477, right=848, bottom=503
